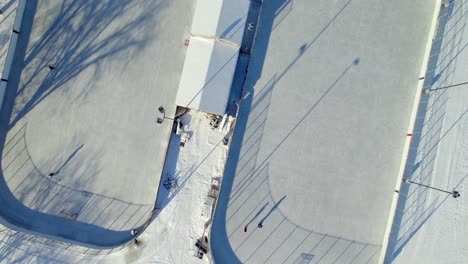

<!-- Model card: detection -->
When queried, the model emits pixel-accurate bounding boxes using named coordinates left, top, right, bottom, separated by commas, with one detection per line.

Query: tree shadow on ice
left=4, top=0, right=167, bottom=130
left=0, top=0, right=169, bottom=249
left=211, top=0, right=356, bottom=263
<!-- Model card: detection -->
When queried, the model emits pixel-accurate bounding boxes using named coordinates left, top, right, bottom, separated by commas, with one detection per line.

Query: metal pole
left=425, top=80, right=468, bottom=92
left=156, top=106, right=174, bottom=123
left=403, top=178, right=460, bottom=198
left=164, top=115, right=174, bottom=121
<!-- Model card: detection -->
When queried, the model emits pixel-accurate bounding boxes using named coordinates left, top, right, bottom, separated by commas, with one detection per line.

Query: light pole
left=424, top=80, right=468, bottom=93
left=156, top=106, right=174, bottom=124
left=131, top=229, right=139, bottom=245
left=403, top=177, right=460, bottom=198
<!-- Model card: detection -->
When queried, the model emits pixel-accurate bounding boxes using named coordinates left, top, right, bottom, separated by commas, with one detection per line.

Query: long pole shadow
left=228, top=192, right=269, bottom=236
left=257, top=195, right=285, bottom=228
left=246, top=58, right=360, bottom=183
left=243, top=202, right=268, bottom=232
left=49, top=144, right=84, bottom=177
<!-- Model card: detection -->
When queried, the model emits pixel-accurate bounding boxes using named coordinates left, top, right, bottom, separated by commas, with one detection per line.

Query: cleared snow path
left=143, top=110, right=228, bottom=264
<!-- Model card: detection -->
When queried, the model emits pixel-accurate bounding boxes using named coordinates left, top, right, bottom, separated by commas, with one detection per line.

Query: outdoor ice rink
left=212, top=0, right=437, bottom=263
left=0, top=0, right=194, bottom=246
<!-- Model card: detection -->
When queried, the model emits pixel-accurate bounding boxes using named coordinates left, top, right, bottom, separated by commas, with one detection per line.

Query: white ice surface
left=211, top=0, right=437, bottom=263
left=0, top=0, right=195, bottom=249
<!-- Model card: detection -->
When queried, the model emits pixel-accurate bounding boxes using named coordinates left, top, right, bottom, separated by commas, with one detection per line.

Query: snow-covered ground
left=386, top=1, right=468, bottom=263
left=147, top=110, right=229, bottom=264
left=0, top=110, right=230, bottom=263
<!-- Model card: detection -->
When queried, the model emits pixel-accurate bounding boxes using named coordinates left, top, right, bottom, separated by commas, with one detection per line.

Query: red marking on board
left=407, top=133, right=413, bottom=136
left=184, top=39, right=190, bottom=46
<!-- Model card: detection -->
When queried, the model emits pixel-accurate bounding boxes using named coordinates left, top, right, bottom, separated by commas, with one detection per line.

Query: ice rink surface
left=212, top=0, right=437, bottom=263
left=0, top=0, right=194, bottom=246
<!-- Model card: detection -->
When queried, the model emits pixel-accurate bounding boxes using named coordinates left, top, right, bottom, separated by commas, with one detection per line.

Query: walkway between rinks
left=0, top=109, right=230, bottom=263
